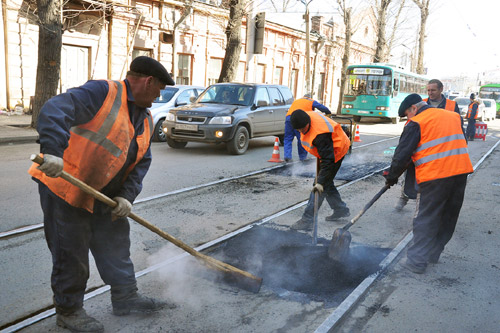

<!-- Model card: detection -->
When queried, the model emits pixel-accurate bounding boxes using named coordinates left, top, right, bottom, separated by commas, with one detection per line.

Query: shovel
left=328, top=184, right=390, bottom=262
left=31, top=154, right=262, bottom=293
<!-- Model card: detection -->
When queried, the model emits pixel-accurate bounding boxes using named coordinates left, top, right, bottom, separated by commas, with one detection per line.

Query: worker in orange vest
left=395, top=79, right=466, bottom=212
left=385, top=93, right=473, bottom=274
left=28, top=57, right=175, bottom=332
left=465, top=93, right=479, bottom=141
left=284, top=94, right=331, bottom=162
left=289, top=109, right=350, bottom=230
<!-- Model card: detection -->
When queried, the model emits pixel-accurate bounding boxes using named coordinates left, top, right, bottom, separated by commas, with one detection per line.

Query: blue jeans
left=39, top=183, right=136, bottom=313
left=284, top=116, right=308, bottom=160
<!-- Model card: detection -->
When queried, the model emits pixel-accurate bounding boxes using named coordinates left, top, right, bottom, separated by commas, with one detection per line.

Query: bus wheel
left=391, top=116, right=400, bottom=124
left=353, top=116, right=361, bottom=122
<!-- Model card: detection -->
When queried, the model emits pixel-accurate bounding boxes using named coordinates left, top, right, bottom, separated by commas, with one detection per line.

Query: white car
left=454, top=97, right=485, bottom=121
left=480, top=98, right=496, bottom=121
left=150, top=85, right=205, bottom=141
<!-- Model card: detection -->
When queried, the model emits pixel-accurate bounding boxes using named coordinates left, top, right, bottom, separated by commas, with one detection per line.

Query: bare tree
left=336, top=0, right=355, bottom=114
left=372, top=0, right=392, bottom=63
left=269, top=0, right=295, bottom=12
left=31, top=0, right=62, bottom=128
left=384, top=0, right=406, bottom=61
left=218, top=0, right=245, bottom=82
left=411, top=0, right=430, bottom=74
left=171, top=1, right=194, bottom=82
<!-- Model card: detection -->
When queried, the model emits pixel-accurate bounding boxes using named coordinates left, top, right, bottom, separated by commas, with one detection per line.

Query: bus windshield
left=479, top=87, right=500, bottom=103
left=345, top=74, right=392, bottom=96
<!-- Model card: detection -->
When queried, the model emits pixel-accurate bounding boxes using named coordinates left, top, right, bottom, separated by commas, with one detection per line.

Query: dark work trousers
left=284, top=116, right=308, bottom=161
left=303, top=157, right=347, bottom=220
left=466, top=118, right=476, bottom=140
left=38, top=183, right=136, bottom=314
left=406, top=174, right=468, bottom=269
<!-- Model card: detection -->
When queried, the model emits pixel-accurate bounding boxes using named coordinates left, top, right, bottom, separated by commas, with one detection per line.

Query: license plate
left=358, top=111, right=369, bottom=114
left=175, top=123, right=198, bottom=131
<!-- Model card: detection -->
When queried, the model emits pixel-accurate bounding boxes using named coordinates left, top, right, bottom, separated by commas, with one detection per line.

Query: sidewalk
left=0, top=113, right=38, bottom=144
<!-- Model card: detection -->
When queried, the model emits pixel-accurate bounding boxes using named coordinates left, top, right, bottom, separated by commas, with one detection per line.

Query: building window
left=290, top=69, right=299, bottom=97
left=132, top=48, right=152, bottom=59
left=273, top=67, right=283, bottom=85
left=208, top=58, right=222, bottom=85
left=177, top=54, right=191, bottom=85
left=256, top=64, right=266, bottom=83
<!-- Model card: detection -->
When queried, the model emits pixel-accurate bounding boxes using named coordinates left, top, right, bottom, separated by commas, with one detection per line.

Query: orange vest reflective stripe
left=28, top=80, right=153, bottom=212
left=410, top=108, right=473, bottom=184
left=299, top=112, right=350, bottom=162
left=467, top=103, right=478, bottom=119
left=286, top=97, right=314, bottom=116
left=423, top=98, right=457, bottom=112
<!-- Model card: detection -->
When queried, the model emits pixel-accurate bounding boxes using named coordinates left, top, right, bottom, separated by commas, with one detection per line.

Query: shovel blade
left=328, top=228, right=352, bottom=262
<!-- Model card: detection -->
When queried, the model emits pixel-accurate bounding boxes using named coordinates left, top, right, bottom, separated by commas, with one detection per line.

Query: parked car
left=161, top=83, right=294, bottom=154
left=480, top=98, right=496, bottom=121
left=149, top=85, right=205, bottom=141
left=455, top=97, right=486, bottom=121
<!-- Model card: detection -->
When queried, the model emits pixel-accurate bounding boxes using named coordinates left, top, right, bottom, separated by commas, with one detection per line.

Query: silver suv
left=161, top=83, right=294, bottom=154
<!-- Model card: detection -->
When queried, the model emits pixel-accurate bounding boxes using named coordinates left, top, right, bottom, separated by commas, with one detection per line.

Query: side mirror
left=256, top=100, right=268, bottom=107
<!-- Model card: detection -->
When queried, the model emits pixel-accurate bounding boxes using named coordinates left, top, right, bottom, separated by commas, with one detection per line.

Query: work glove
left=312, top=183, right=324, bottom=194
left=112, top=197, right=132, bottom=218
left=38, top=154, right=64, bottom=178
left=384, top=174, right=398, bottom=187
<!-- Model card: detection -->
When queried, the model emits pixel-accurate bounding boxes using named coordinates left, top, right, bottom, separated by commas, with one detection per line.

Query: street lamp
left=401, top=44, right=415, bottom=72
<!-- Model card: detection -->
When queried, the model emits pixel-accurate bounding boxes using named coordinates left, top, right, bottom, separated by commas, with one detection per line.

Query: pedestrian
left=28, top=56, right=175, bottom=332
left=284, top=94, right=331, bottom=162
left=466, top=93, right=479, bottom=141
left=394, top=79, right=466, bottom=212
left=289, top=109, right=351, bottom=230
left=384, top=93, right=473, bottom=274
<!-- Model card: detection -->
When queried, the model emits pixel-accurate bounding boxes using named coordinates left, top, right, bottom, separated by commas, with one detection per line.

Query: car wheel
left=227, top=126, right=249, bottom=155
left=153, top=118, right=166, bottom=142
left=166, top=136, right=188, bottom=149
left=353, top=116, right=361, bottom=122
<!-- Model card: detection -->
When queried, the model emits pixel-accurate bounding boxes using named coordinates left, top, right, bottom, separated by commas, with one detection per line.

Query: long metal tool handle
left=342, top=184, right=390, bottom=231
left=312, top=158, right=320, bottom=245
left=30, top=154, right=262, bottom=288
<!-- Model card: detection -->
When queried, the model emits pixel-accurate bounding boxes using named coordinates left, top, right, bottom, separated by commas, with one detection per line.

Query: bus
left=340, top=63, right=428, bottom=123
left=478, top=84, right=500, bottom=116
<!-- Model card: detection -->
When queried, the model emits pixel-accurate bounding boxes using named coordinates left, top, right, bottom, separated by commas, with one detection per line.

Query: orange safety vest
left=28, top=80, right=153, bottom=212
left=466, top=103, right=478, bottom=119
left=286, top=97, right=314, bottom=116
left=299, top=111, right=350, bottom=162
left=410, top=108, right=473, bottom=184
left=423, top=98, right=457, bottom=112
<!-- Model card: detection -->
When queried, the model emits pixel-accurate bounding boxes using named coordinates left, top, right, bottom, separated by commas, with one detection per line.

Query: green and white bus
left=340, top=63, right=428, bottom=123
left=478, top=84, right=500, bottom=116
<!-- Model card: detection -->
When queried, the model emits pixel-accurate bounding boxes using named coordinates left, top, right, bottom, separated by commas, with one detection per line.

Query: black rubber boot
left=56, top=308, right=104, bottom=332
left=111, top=284, right=176, bottom=316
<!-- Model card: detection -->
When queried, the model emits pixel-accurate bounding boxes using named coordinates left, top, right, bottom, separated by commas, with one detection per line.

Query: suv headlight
left=165, top=113, right=175, bottom=121
left=209, top=116, right=232, bottom=125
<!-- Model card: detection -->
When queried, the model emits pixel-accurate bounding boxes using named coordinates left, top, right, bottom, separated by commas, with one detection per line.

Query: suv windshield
left=155, top=87, right=179, bottom=103
left=198, top=85, right=255, bottom=106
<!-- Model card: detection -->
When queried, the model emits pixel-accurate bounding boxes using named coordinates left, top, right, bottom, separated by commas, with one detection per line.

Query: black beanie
left=398, top=93, right=422, bottom=117
left=290, top=109, right=311, bottom=129
left=130, top=56, right=175, bottom=86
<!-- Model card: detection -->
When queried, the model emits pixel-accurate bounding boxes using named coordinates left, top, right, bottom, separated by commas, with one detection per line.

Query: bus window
left=345, top=74, right=392, bottom=96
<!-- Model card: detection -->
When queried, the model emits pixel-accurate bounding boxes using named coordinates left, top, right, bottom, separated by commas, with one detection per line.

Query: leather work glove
left=384, top=174, right=398, bottom=187
left=112, top=197, right=132, bottom=218
left=312, top=183, right=324, bottom=194
left=38, top=154, right=64, bottom=178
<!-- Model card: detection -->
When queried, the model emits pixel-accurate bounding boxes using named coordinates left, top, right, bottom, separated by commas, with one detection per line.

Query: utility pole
left=245, top=1, right=255, bottom=83
left=304, top=5, right=311, bottom=95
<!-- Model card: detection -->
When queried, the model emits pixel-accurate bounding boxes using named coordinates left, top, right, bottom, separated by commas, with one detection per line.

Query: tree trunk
left=412, top=0, right=430, bottom=74
left=31, top=0, right=62, bottom=128
left=373, top=0, right=391, bottom=63
left=218, top=0, right=244, bottom=82
left=337, top=8, right=351, bottom=114
left=385, top=0, right=406, bottom=61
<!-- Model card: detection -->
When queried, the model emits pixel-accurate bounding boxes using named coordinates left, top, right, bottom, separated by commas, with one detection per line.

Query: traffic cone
left=354, top=124, right=362, bottom=142
left=268, top=137, right=284, bottom=162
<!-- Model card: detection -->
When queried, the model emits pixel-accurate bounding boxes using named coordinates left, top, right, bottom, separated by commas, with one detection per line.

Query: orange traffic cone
left=268, top=137, right=284, bottom=162
left=354, top=124, right=362, bottom=142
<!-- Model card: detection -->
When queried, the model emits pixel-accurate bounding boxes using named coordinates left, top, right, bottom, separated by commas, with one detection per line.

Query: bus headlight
left=376, top=106, right=389, bottom=111
left=343, top=104, right=353, bottom=109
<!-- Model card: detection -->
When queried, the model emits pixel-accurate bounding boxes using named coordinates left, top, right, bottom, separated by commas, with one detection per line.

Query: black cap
left=470, top=93, right=475, bottom=99
left=290, top=109, right=311, bottom=129
left=398, top=93, right=422, bottom=117
left=130, top=56, right=175, bottom=86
